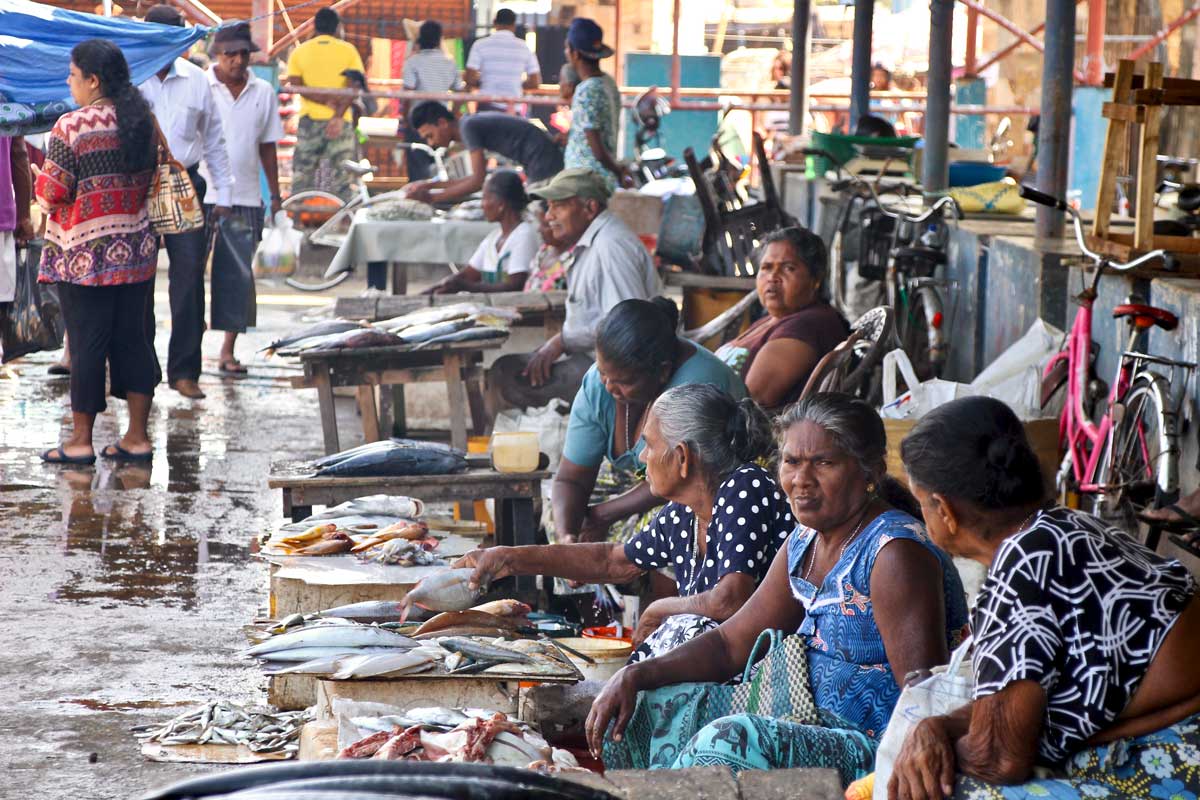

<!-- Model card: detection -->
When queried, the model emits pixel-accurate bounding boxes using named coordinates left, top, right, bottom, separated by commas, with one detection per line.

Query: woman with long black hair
left=36, top=38, right=160, bottom=465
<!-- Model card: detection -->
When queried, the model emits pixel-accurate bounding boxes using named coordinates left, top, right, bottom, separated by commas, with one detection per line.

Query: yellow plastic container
left=491, top=432, right=539, bottom=473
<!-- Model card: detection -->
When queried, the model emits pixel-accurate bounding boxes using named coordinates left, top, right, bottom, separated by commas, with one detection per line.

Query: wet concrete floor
left=0, top=284, right=375, bottom=798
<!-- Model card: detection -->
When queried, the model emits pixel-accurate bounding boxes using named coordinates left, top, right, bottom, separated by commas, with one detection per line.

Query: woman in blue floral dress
left=587, top=393, right=969, bottom=788
left=894, top=396, right=1200, bottom=800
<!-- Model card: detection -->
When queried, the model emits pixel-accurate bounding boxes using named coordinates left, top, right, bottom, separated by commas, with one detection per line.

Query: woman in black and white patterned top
left=892, top=395, right=1200, bottom=800
left=455, top=384, right=793, bottom=662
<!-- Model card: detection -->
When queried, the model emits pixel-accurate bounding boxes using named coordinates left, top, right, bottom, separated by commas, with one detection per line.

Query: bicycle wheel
left=281, top=191, right=347, bottom=246
left=1094, top=372, right=1180, bottom=535
left=899, top=285, right=946, bottom=380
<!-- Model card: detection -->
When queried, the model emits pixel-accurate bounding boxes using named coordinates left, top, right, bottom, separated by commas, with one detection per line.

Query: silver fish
left=254, top=645, right=398, bottom=663
left=412, top=325, right=508, bottom=350
left=397, top=318, right=474, bottom=343
left=330, top=650, right=437, bottom=680
left=400, top=569, right=482, bottom=621
left=243, top=625, right=418, bottom=657
left=314, top=600, right=407, bottom=622
left=437, top=637, right=536, bottom=665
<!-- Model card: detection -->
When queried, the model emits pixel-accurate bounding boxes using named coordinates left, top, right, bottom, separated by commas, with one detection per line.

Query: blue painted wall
left=623, top=52, right=720, bottom=162
left=954, top=78, right=986, bottom=149
left=1069, top=86, right=1106, bottom=212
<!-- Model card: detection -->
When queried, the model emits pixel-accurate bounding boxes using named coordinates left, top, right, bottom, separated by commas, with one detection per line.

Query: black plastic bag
left=1, top=240, right=64, bottom=363
left=210, top=215, right=257, bottom=332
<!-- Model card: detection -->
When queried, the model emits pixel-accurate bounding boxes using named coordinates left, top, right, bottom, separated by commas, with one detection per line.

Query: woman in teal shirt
left=552, top=298, right=747, bottom=544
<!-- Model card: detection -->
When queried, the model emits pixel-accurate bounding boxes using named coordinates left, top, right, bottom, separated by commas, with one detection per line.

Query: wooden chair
left=685, top=132, right=797, bottom=278
left=683, top=290, right=761, bottom=349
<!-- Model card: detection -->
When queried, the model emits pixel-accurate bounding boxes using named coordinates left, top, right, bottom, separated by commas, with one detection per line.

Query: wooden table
left=334, top=291, right=566, bottom=338
left=267, top=465, right=550, bottom=603
left=292, top=339, right=504, bottom=454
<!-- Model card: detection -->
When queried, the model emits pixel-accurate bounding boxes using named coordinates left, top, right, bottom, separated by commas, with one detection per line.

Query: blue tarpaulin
left=0, top=0, right=209, bottom=135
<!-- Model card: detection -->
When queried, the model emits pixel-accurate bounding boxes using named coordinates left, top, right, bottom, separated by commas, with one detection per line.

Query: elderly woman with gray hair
left=455, top=383, right=794, bottom=662
left=586, top=392, right=969, bottom=787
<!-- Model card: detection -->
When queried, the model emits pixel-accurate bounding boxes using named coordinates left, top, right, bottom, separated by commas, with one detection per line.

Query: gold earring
left=867, top=482, right=877, bottom=495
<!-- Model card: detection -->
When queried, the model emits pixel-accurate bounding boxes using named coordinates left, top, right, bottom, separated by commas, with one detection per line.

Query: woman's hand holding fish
left=585, top=664, right=642, bottom=758
left=452, top=548, right=514, bottom=591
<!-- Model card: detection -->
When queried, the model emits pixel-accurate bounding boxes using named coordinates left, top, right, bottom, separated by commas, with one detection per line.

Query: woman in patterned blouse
left=894, top=396, right=1200, bottom=800
left=455, top=383, right=793, bottom=661
left=36, top=39, right=159, bottom=466
left=587, top=392, right=967, bottom=788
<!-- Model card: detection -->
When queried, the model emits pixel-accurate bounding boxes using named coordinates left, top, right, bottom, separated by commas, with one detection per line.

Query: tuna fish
left=329, top=650, right=437, bottom=680
left=262, top=319, right=364, bottom=354
left=412, top=326, right=508, bottom=349
left=312, top=440, right=468, bottom=478
left=242, top=625, right=418, bottom=658
left=396, top=318, right=474, bottom=343
left=306, top=328, right=405, bottom=352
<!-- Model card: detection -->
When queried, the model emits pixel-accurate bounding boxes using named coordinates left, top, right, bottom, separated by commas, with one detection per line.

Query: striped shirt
left=466, top=30, right=541, bottom=99
left=403, top=48, right=463, bottom=95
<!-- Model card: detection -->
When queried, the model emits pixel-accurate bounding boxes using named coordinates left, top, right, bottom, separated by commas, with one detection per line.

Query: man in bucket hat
left=486, top=168, right=659, bottom=414
left=204, top=21, right=282, bottom=375
left=563, top=18, right=627, bottom=190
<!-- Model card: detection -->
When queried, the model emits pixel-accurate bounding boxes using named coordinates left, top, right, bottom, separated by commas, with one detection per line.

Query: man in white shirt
left=140, top=4, right=234, bottom=400
left=205, top=22, right=282, bottom=375
left=465, top=8, right=541, bottom=113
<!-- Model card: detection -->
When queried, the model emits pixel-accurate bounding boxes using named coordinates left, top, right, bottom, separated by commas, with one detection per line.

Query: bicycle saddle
left=1112, top=303, right=1179, bottom=331
left=342, top=160, right=374, bottom=176
left=1178, top=184, right=1200, bottom=212
left=893, top=245, right=947, bottom=266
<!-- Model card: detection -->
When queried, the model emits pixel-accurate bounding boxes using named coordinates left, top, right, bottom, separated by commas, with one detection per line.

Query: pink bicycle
left=1023, top=186, right=1195, bottom=539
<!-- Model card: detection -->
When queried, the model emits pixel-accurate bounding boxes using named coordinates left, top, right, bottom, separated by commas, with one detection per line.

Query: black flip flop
left=41, top=446, right=96, bottom=465
left=47, top=363, right=70, bottom=376
left=1138, top=503, right=1200, bottom=533
left=100, top=443, right=153, bottom=463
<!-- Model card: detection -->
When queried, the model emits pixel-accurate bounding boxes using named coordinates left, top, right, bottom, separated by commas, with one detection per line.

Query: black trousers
left=58, top=278, right=160, bottom=415
left=162, top=167, right=208, bottom=382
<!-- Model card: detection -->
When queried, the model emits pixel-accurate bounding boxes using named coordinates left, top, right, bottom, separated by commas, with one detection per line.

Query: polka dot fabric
left=623, top=464, right=794, bottom=595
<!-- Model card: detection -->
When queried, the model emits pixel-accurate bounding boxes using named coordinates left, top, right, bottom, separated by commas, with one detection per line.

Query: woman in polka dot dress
left=586, top=392, right=968, bottom=788
left=455, top=383, right=793, bottom=663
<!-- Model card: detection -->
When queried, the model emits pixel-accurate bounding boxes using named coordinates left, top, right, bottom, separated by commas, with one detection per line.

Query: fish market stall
left=295, top=339, right=503, bottom=453
left=322, top=212, right=496, bottom=294
left=334, top=291, right=568, bottom=340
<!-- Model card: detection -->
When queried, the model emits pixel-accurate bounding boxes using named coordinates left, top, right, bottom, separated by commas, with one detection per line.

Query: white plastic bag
left=873, top=637, right=974, bottom=800
left=253, top=210, right=303, bottom=278
left=879, top=349, right=975, bottom=420
left=970, top=319, right=1064, bottom=420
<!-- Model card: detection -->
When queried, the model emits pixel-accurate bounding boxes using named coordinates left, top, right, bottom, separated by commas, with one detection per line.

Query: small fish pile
left=264, top=518, right=436, bottom=558
left=310, top=439, right=468, bottom=478
left=337, top=707, right=582, bottom=771
left=131, top=701, right=312, bottom=755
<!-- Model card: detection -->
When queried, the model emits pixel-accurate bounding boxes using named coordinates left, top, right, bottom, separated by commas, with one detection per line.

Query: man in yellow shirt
left=285, top=7, right=364, bottom=200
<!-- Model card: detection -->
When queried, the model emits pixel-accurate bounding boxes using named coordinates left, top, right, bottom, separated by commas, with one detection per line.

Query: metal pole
left=1083, top=0, right=1106, bottom=85
left=965, top=6, right=979, bottom=76
left=923, top=0, right=954, bottom=192
left=670, top=0, right=682, bottom=105
left=1036, top=0, right=1077, bottom=239
left=789, top=0, right=811, bottom=135
left=849, top=0, right=873, bottom=127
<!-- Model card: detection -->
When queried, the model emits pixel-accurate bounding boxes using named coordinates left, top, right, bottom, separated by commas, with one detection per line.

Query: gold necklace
left=801, top=501, right=873, bottom=584
left=88, top=96, right=112, bottom=107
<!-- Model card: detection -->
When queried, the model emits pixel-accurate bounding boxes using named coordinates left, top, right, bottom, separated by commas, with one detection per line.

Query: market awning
left=0, top=0, right=209, bottom=135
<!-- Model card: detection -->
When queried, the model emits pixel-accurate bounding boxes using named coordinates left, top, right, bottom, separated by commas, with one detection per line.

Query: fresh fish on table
left=261, top=319, right=364, bottom=355
left=470, top=600, right=532, bottom=618
left=329, top=650, right=437, bottom=680
left=242, top=625, right=418, bottom=657
left=284, top=494, right=425, bottom=523
left=259, top=646, right=398, bottom=666
left=396, top=318, right=474, bottom=343
left=412, top=325, right=509, bottom=349
left=314, top=600, right=407, bottom=623
left=436, top=637, right=536, bottom=665
left=292, top=531, right=354, bottom=556
left=312, top=440, right=468, bottom=478
left=271, top=522, right=339, bottom=547
left=413, top=610, right=525, bottom=636
left=306, top=328, right=405, bottom=352
left=363, top=538, right=447, bottom=566
left=349, top=521, right=429, bottom=552
left=399, top=569, right=482, bottom=622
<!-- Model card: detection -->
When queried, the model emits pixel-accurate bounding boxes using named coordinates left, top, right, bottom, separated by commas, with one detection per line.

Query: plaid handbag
left=146, top=117, right=204, bottom=235
left=603, top=629, right=820, bottom=770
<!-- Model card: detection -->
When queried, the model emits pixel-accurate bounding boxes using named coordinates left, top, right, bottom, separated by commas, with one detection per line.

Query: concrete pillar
left=923, top=0, right=954, bottom=192
left=789, top=0, right=812, bottom=135
left=1036, top=0, right=1077, bottom=239
left=849, top=0, right=874, bottom=128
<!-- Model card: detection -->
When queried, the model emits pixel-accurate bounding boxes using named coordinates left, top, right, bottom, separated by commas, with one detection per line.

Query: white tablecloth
left=324, top=211, right=497, bottom=278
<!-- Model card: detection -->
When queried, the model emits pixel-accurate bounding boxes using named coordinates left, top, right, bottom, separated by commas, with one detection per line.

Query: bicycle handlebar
left=1018, top=184, right=1176, bottom=273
